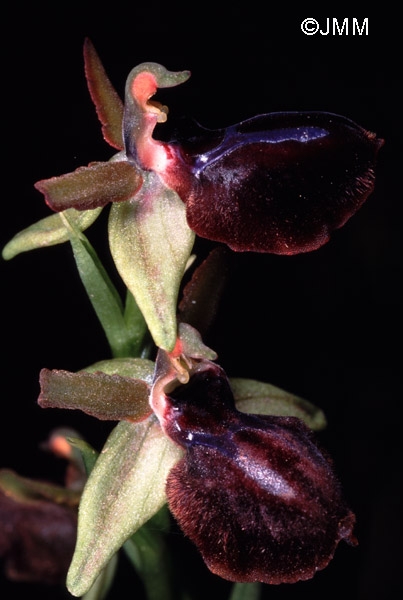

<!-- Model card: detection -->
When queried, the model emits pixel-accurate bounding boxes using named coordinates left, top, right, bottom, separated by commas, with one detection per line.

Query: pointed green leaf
left=2, top=207, right=102, bottom=260
left=39, top=368, right=152, bottom=422
left=109, top=171, right=195, bottom=351
left=67, top=418, right=183, bottom=597
left=231, top=378, right=327, bottom=431
left=61, top=212, right=140, bottom=358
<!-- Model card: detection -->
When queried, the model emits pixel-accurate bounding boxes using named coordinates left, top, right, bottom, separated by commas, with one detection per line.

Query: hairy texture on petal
left=160, top=112, right=383, bottom=254
left=35, top=161, right=142, bottom=212
left=163, top=363, right=357, bottom=584
left=39, top=369, right=152, bottom=422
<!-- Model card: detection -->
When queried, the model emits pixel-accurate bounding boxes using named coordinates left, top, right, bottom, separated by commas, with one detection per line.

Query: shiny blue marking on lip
left=235, top=126, right=329, bottom=144
left=193, top=126, right=329, bottom=174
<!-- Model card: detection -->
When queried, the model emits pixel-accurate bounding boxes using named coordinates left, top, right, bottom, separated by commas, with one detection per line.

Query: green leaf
left=229, top=582, right=262, bottom=600
left=67, top=418, right=183, bottom=597
left=61, top=212, right=141, bottom=358
left=231, top=378, right=327, bottom=431
left=1, top=207, right=102, bottom=260
left=39, top=368, right=152, bottom=422
left=109, top=171, right=195, bottom=351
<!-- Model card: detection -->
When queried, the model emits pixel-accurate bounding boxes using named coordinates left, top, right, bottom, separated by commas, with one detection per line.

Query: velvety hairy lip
left=159, top=112, right=383, bottom=253
left=158, top=362, right=357, bottom=584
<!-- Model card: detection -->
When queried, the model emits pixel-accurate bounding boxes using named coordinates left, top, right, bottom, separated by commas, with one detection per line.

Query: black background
left=1, top=6, right=401, bottom=600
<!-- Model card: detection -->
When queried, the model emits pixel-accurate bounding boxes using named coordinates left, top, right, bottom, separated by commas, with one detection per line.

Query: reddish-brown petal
left=34, top=160, right=142, bottom=211
left=83, top=38, right=124, bottom=150
left=39, top=368, right=152, bottom=422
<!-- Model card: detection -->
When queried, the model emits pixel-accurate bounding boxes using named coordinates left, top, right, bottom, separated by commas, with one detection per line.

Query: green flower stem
left=124, top=523, right=174, bottom=600
left=61, top=212, right=148, bottom=358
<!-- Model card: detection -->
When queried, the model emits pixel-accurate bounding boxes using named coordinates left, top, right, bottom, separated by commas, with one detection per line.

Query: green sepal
left=81, top=553, right=119, bottom=600
left=2, top=207, right=102, bottom=260
left=231, top=378, right=327, bottom=431
left=109, top=170, right=195, bottom=351
left=66, top=418, right=183, bottom=597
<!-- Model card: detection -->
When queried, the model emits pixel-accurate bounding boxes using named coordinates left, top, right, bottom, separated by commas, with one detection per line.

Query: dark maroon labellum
left=163, top=363, right=357, bottom=584
left=161, top=112, right=383, bottom=254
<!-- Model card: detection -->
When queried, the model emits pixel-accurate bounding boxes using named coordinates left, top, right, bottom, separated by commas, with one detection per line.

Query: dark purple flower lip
left=151, top=354, right=357, bottom=585
left=158, top=110, right=383, bottom=254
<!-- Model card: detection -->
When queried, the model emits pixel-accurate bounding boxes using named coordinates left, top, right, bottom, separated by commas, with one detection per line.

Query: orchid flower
left=3, top=39, right=382, bottom=351
left=1, top=39, right=383, bottom=599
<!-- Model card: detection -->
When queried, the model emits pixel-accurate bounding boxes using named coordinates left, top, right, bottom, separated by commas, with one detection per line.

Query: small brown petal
left=35, top=160, right=142, bottom=211
left=38, top=368, right=152, bottom=422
